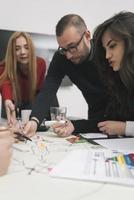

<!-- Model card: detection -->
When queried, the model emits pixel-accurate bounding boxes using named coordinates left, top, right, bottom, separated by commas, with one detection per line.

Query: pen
left=21, top=133, right=32, bottom=142
left=14, top=132, right=32, bottom=142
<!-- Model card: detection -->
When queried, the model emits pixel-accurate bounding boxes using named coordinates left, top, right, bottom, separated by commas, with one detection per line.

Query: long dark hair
left=93, top=11, right=134, bottom=120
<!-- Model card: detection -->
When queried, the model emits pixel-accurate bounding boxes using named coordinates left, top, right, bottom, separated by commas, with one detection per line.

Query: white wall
left=0, top=0, right=134, bottom=119
left=0, top=0, right=134, bottom=34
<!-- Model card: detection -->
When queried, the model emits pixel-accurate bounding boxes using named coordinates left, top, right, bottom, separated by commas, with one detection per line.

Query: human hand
left=23, top=120, right=38, bottom=137
left=97, top=121, right=126, bottom=135
left=52, top=120, right=75, bottom=137
left=5, top=99, right=16, bottom=126
left=0, top=126, right=16, bottom=140
left=0, top=127, right=11, bottom=138
left=0, top=136, right=14, bottom=175
left=8, top=125, right=25, bottom=143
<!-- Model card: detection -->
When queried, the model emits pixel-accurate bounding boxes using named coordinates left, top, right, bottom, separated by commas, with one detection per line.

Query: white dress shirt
left=125, top=121, right=134, bottom=136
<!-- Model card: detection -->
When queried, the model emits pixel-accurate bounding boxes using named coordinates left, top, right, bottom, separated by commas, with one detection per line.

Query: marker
left=45, top=120, right=65, bottom=127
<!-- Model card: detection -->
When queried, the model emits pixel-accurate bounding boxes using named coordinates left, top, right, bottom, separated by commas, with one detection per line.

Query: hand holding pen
left=15, top=107, right=32, bottom=142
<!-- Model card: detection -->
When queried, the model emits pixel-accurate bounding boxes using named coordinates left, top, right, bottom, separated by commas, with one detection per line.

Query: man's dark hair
left=56, top=14, right=87, bottom=36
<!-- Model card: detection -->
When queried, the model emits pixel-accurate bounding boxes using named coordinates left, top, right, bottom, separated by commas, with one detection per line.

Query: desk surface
left=0, top=131, right=134, bottom=200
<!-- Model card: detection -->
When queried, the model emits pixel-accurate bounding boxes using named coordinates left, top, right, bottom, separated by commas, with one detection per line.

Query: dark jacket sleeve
left=31, top=52, right=65, bottom=124
left=71, top=119, right=101, bottom=135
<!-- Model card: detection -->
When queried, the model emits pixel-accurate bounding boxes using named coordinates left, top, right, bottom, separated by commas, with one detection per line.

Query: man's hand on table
left=52, top=120, right=74, bottom=137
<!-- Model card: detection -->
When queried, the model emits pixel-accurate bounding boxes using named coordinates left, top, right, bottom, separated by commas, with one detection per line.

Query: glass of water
left=50, top=107, right=67, bottom=121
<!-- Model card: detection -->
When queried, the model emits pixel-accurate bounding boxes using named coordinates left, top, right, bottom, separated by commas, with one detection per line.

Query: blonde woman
left=0, top=32, right=46, bottom=125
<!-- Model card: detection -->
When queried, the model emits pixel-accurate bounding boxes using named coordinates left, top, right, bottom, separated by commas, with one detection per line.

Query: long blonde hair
left=0, top=32, right=37, bottom=105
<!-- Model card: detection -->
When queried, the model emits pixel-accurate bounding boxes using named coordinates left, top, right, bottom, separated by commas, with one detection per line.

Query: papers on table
left=80, top=133, right=108, bottom=140
left=80, top=133, right=133, bottom=140
left=80, top=133, right=134, bottom=152
left=94, top=138, right=134, bottom=152
left=50, top=149, right=134, bottom=186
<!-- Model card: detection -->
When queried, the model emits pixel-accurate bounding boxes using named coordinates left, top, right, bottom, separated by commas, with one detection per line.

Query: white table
left=0, top=131, right=134, bottom=200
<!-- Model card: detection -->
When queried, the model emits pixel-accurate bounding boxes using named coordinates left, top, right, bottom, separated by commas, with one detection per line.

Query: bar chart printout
left=50, top=149, right=134, bottom=186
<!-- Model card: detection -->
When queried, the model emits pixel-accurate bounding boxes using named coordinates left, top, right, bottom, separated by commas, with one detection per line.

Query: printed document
left=94, top=138, right=134, bottom=152
left=50, top=149, right=134, bottom=186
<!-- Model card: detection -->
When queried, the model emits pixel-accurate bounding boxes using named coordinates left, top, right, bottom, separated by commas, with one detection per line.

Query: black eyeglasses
left=58, top=32, right=85, bottom=55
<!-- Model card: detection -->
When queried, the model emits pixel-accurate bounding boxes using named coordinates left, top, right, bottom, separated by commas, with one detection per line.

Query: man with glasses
left=58, top=31, right=85, bottom=57
left=24, top=14, right=108, bottom=137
